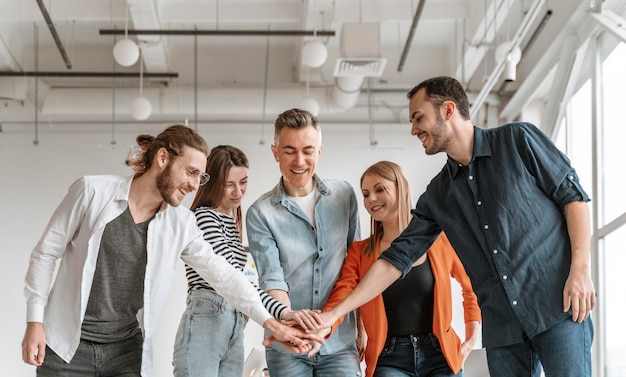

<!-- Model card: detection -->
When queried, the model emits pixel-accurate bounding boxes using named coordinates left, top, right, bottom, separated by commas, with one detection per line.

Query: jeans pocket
left=429, top=334, right=443, bottom=352
left=191, top=297, right=221, bottom=319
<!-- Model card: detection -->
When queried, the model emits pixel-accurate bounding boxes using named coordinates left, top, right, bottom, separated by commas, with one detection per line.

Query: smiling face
left=156, top=146, right=207, bottom=206
left=361, top=173, right=399, bottom=224
left=215, top=165, right=248, bottom=215
left=409, top=88, right=452, bottom=155
left=271, top=124, right=322, bottom=197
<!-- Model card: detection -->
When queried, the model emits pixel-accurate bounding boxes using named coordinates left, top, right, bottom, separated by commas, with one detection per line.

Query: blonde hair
left=360, top=161, right=412, bottom=257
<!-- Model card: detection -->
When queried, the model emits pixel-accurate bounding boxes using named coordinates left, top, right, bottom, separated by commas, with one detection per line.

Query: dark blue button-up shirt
left=381, top=122, right=590, bottom=348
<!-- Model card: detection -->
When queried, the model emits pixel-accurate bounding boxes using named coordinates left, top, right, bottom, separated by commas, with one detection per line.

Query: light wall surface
left=0, top=121, right=483, bottom=376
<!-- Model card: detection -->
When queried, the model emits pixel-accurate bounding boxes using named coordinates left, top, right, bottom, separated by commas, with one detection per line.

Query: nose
left=295, top=152, right=306, bottom=165
left=410, top=122, right=420, bottom=136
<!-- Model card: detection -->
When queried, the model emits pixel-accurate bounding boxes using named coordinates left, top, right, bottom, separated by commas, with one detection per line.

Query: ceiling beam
left=35, top=0, right=72, bottom=69
left=397, top=0, right=426, bottom=72
left=469, top=0, right=546, bottom=120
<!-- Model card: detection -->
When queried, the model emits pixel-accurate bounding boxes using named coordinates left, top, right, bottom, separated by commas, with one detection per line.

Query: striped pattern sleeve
left=254, top=281, right=287, bottom=320
left=187, top=206, right=288, bottom=319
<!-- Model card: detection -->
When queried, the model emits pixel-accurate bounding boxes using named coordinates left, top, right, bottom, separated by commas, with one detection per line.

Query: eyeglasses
left=186, top=168, right=211, bottom=186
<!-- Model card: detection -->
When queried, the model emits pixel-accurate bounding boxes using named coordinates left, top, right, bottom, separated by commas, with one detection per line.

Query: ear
left=271, top=144, right=279, bottom=162
left=443, top=100, right=456, bottom=121
left=155, top=147, right=170, bottom=169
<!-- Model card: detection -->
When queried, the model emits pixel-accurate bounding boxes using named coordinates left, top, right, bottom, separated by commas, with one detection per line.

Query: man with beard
left=21, top=125, right=322, bottom=377
left=314, top=76, right=596, bottom=377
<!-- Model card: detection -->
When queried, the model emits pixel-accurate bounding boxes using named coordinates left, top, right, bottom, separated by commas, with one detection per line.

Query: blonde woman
left=323, top=161, right=481, bottom=377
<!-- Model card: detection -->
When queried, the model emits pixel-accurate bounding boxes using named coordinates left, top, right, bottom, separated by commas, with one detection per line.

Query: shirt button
left=315, top=268, right=319, bottom=273
left=469, top=175, right=474, bottom=180
left=512, top=301, right=518, bottom=306
left=477, top=200, right=482, bottom=206
left=503, top=275, right=508, bottom=280
left=484, top=224, right=489, bottom=230
left=569, top=175, right=574, bottom=180
left=315, top=290, right=319, bottom=295
left=493, top=249, right=498, bottom=254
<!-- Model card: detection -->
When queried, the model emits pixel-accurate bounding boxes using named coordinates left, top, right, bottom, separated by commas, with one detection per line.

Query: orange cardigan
left=323, top=232, right=481, bottom=377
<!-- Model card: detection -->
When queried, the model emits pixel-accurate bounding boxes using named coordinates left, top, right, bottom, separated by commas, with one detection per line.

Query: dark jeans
left=373, top=334, right=461, bottom=377
left=37, top=333, right=143, bottom=377
left=485, top=316, right=593, bottom=377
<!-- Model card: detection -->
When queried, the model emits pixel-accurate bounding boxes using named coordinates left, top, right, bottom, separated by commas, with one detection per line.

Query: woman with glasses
left=173, top=145, right=320, bottom=377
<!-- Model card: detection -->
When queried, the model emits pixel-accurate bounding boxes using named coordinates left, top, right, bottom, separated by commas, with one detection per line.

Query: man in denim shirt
left=247, top=108, right=362, bottom=376
left=317, top=77, right=596, bottom=377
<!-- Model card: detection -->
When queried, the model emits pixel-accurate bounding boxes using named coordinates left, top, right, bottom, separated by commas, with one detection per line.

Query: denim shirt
left=247, top=175, right=360, bottom=355
left=380, top=123, right=590, bottom=348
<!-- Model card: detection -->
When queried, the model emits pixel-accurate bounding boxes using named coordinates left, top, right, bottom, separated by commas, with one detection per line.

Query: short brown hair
left=407, top=76, right=471, bottom=120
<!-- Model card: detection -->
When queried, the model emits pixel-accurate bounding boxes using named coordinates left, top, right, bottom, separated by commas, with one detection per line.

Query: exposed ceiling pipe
left=0, top=71, right=178, bottom=78
left=99, top=29, right=335, bottom=37
left=397, top=0, right=426, bottom=72
left=35, top=0, right=72, bottom=69
left=39, top=83, right=363, bottom=117
left=469, top=0, right=546, bottom=120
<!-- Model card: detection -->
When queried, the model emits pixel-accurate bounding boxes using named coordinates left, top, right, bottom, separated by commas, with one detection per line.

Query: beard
left=156, top=162, right=179, bottom=206
left=424, top=110, right=451, bottom=155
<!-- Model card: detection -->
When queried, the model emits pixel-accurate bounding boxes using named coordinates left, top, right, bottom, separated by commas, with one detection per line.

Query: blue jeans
left=37, top=332, right=143, bottom=377
left=373, top=334, right=461, bottom=377
left=486, top=316, right=594, bottom=377
left=266, top=342, right=361, bottom=377
left=172, top=289, right=246, bottom=377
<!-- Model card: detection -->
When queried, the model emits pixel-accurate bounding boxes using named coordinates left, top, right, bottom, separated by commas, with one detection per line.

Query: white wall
left=0, top=121, right=485, bottom=376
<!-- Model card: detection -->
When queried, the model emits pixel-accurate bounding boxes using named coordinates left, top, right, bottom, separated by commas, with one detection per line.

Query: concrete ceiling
left=0, top=0, right=625, bottom=129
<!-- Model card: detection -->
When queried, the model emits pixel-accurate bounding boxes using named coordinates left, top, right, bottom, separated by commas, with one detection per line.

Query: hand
left=460, top=320, right=480, bottom=364
left=356, top=323, right=367, bottom=361
left=563, top=268, right=596, bottom=323
left=262, top=335, right=315, bottom=354
left=305, top=309, right=338, bottom=333
left=262, top=318, right=325, bottom=348
left=22, top=322, right=46, bottom=366
left=281, top=309, right=323, bottom=331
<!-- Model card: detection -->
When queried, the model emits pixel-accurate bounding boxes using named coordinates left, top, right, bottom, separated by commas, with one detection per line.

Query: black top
left=382, top=257, right=434, bottom=336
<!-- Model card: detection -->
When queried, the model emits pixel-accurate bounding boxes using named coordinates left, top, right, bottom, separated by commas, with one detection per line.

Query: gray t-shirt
left=81, top=206, right=149, bottom=343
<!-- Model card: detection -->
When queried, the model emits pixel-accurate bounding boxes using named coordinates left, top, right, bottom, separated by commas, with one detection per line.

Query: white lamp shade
left=299, top=97, right=320, bottom=116
left=130, top=96, right=152, bottom=120
left=495, top=42, right=522, bottom=64
left=113, top=38, right=140, bottom=67
left=302, top=40, right=328, bottom=68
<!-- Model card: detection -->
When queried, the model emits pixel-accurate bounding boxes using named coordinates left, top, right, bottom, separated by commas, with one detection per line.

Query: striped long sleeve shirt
left=185, top=206, right=287, bottom=319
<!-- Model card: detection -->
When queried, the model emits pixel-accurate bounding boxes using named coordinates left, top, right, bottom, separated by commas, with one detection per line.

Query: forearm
left=563, top=201, right=592, bottom=272
left=327, top=259, right=400, bottom=322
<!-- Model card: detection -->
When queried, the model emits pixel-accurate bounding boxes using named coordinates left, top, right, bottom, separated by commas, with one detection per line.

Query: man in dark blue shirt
left=317, top=76, right=596, bottom=377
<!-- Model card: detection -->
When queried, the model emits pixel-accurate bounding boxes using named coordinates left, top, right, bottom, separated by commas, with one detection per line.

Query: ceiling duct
left=334, top=23, right=387, bottom=78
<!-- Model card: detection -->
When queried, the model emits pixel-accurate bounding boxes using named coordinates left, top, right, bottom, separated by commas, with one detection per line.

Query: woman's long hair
left=190, top=145, right=249, bottom=236
left=360, top=161, right=412, bottom=257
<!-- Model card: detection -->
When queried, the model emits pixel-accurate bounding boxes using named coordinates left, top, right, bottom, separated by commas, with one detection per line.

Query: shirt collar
left=270, top=174, right=330, bottom=205
left=447, top=126, right=492, bottom=176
